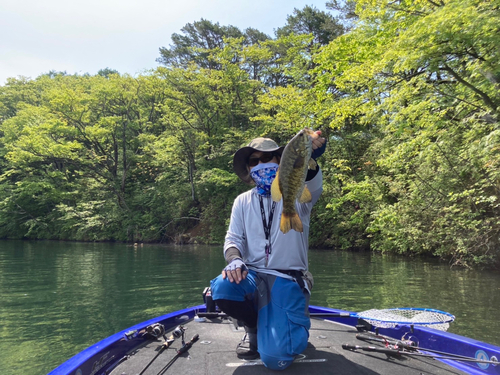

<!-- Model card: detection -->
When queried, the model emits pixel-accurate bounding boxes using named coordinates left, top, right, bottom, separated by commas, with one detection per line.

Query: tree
left=154, top=49, right=263, bottom=201
left=276, top=5, right=345, bottom=46
left=97, top=68, right=120, bottom=78
left=157, top=19, right=244, bottom=69
left=0, top=74, right=170, bottom=240
left=313, top=0, right=500, bottom=266
left=326, top=0, right=358, bottom=30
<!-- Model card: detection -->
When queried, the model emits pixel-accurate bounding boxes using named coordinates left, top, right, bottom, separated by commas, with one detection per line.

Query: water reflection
left=309, top=250, right=500, bottom=343
left=0, top=241, right=498, bottom=375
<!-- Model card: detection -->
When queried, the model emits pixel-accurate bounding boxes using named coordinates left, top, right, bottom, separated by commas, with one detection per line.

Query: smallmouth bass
left=271, top=128, right=317, bottom=233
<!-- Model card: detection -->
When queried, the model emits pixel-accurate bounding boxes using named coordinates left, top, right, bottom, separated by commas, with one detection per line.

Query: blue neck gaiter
left=250, top=162, right=279, bottom=196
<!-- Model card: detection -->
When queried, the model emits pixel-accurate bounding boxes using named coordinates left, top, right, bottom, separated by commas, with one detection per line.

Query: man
left=210, top=130, right=326, bottom=370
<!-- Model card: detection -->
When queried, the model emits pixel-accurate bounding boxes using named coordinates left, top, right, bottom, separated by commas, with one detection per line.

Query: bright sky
left=0, top=0, right=331, bottom=85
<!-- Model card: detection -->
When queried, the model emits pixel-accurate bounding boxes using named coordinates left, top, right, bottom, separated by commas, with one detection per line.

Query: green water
left=0, top=240, right=499, bottom=375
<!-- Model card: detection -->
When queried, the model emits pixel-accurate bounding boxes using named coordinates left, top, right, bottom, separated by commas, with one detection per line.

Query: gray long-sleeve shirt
left=224, top=169, right=323, bottom=273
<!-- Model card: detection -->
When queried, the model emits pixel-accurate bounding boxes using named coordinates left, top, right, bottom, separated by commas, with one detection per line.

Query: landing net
left=356, top=308, right=455, bottom=331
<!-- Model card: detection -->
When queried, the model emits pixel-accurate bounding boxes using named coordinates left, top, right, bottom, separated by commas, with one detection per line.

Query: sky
left=0, top=0, right=331, bottom=85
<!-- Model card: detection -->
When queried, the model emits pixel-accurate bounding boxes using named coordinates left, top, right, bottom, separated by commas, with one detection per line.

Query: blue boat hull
left=49, top=305, right=500, bottom=375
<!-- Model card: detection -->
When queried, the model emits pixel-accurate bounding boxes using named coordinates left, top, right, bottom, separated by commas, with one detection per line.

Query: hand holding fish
left=311, top=130, right=326, bottom=151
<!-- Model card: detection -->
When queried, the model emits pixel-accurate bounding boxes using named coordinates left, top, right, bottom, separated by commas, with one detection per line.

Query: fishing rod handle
left=162, top=338, right=175, bottom=349
left=310, top=312, right=352, bottom=318
left=355, top=333, right=416, bottom=350
left=197, top=312, right=228, bottom=318
left=342, top=344, right=401, bottom=356
left=177, top=334, right=200, bottom=354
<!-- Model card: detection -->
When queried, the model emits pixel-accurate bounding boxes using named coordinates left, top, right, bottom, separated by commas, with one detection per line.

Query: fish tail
left=280, top=212, right=303, bottom=234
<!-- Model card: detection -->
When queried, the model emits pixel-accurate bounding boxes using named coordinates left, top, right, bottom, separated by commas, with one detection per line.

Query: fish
left=271, top=128, right=317, bottom=233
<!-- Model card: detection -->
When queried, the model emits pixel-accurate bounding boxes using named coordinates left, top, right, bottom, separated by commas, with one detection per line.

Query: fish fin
left=271, top=171, right=282, bottom=202
left=308, top=158, right=317, bottom=170
left=298, top=186, right=312, bottom=203
left=280, top=212, right=303, bottom=233
left=294, top=157, right=305, bottom=169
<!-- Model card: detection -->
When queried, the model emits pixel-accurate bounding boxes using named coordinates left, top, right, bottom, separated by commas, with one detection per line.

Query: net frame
left=356, top=307, right=455, bottom=331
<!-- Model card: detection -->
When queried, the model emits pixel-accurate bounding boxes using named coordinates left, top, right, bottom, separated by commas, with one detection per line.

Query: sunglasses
left=248, top=152, right=279, bottom=167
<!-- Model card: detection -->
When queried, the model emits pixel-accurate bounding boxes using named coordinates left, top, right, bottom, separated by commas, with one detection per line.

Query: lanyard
left=258, top=195, right=276, bottom=267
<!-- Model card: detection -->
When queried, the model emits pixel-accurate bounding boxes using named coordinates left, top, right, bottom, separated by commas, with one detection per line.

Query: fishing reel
left=172, top=325, right=186, bottom=339
left=146, top=323, right=166, bottom=339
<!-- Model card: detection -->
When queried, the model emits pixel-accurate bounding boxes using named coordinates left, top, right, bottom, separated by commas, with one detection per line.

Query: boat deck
left=110, top=315, right=467, bottom=375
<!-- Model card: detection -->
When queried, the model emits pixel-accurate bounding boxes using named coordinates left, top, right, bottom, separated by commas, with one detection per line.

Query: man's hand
left=311, top=130, right=326, bottom=151
left=222, top=258, right=248, bottom=284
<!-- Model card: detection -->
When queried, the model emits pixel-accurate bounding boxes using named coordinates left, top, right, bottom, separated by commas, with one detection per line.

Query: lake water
left=0, top=240, right=499, bottom=375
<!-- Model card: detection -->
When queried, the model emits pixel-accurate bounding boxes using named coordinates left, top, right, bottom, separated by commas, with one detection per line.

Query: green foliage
left=197, top=168, right=245, bottom=243
left=311, top=0, right=500, bottom=267
left=1, top=3, right=499, bottom=268
left=157, top=19, right=247, bottom=69
left=276, top=5, right=345, bottom=45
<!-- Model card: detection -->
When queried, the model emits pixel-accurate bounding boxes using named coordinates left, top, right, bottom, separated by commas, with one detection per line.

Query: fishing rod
left=138, top=325, right=185, bottom=375
left=196, top=312, right=228, bottom=319
left=310, top=312, right=352, bottom=318
left=355, top=333, right=415, bottom=349
left=342, top=344, right=499, bottom=365
left=312, top=308, right=455, bottom=330
left=157, top=333, right=200, bottom=375
left=355, top=333, right=484, bottom=360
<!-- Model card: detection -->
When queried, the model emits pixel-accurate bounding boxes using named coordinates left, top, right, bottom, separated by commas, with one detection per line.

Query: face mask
left=250, top=162, right=279, bottom=196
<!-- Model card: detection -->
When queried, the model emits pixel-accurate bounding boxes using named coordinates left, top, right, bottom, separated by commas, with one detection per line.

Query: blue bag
left=256, top=274, right=310, bottom=370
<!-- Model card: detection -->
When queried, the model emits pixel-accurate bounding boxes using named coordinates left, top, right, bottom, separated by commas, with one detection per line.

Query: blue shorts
left=211, top=270, right=310, bottom=370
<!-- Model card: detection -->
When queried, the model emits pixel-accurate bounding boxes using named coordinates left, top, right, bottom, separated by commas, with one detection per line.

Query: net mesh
left=357, top=308, right=455, bottom=331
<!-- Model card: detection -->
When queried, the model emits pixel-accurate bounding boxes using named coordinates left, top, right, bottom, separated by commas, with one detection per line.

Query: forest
left=0, top=0, right=499, bottom=268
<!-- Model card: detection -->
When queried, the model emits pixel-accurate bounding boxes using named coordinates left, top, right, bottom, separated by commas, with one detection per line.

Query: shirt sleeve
left=223, top=195, right=247, bottom=258
left=307, top=167, right=323, bottom=206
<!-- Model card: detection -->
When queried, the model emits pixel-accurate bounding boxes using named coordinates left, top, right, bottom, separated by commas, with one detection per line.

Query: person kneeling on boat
left=210, top=132, right=326, bottom=371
